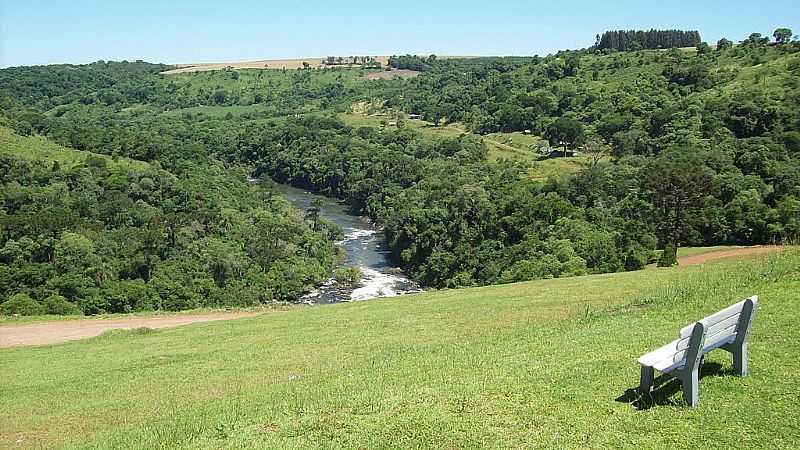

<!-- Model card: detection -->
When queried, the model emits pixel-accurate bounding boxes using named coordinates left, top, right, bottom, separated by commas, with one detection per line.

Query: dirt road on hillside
left=678, top=245, right=784, bottom=266
left=0, top=312, right=260, bottom=348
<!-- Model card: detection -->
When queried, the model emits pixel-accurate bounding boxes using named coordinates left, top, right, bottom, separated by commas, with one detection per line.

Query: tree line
left=596, top=29, right=701, bottom=51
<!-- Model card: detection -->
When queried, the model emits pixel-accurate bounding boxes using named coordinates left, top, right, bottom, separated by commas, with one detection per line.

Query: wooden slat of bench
left=647, top=325, right=742, bottom=371
left=638, top=339, right=680, bottom=367
left=676, top=314, right=740, bottom=351
left=706, top=313, right=742, bottom=335
left=703, top=326, right=737, bottom=351
left=679, top=300, right=748, bottom=338
left=703, top=333, right=736, bottom=353
left=654, top=358, right=684, bottom=373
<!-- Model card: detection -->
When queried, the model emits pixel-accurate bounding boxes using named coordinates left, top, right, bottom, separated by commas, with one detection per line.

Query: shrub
left=334, top=266, right=363, bottom=285
left=75, top=288, right=106, bottom=315
left=623, top=243, right=650, bottom=271
left=43, top=295, right=83, bottom=315
left=658, top=244, right=678, bottom=267
left=100, top=280, right=159, bottom=313
left=210, top=278, right=266, bottom=307
left=0, top=293, right=45, bottom=316
left=150, top=276, right=200, bottom=311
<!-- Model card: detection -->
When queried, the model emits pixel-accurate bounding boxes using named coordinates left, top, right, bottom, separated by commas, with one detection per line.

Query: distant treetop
left=387, top=54, right=437, bottom=71
left=596, top=29, right=702, bottom=52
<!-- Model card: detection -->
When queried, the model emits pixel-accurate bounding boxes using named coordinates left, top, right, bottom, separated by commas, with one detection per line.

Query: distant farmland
left=160, top=56, right=391, bottom=74
left=161, top=55, right=476, bottom=75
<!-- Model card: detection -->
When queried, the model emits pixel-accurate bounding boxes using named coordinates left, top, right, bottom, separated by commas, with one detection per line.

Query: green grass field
left=2, top=251, right=799, bottom=448
left=528, top=156, right=597, bottom=181
left=339, top=112, right=605, bottom=181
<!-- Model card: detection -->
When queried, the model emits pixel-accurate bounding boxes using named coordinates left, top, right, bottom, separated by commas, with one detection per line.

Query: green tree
left=645, top=157, right=716, bottom=253
left=773, top=28, right=793, bottom=44
left=246, top=211, right=302, bottom=272
left=305, top=199, right=323, bottom=231
left=545, top=117, right=585, bottom=153
left=744, top=33, right=769, bottom=46
left=657, top=243, right=677, bottom=267
left=54, top=232, right=98, bottom=274
left=716, top=38, right=733, bottom=50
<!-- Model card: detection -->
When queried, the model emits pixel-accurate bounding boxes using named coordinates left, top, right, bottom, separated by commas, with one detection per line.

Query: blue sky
left=1, top=0, right=798, bottom=67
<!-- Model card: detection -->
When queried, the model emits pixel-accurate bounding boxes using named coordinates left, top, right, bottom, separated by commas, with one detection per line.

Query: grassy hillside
left=0, top=126, right=150, bottom=171
left=2, top=251, right=799, bottom=448
left=338, top=111, right=596, bottom=181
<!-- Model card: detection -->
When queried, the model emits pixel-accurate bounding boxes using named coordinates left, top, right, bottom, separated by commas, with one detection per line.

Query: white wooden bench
left=637, top=296, right=758, bottom=407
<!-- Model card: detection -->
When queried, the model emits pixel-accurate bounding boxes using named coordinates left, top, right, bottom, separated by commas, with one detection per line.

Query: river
left=275, top=184, right=421, bottom=303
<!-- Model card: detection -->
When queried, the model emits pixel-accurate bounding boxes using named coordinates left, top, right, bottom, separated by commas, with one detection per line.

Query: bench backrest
left=672, top=296, right=758, bottom=366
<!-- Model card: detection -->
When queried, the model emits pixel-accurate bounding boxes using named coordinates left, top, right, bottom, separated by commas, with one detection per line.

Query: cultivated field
left=161, top=55, right=476, bottom=75
left=160, top=57, right=392, bottom=74
left=2, top=250, right=799, bottom=448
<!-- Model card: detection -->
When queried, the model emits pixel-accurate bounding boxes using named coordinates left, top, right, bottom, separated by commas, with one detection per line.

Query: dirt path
left=678, top=245, right=783, bottom=266
left=0, top=312, right=260, bottom=349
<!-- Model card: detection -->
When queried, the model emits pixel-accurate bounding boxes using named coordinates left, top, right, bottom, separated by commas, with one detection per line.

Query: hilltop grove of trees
left=597, top=29, right=702, bottom=51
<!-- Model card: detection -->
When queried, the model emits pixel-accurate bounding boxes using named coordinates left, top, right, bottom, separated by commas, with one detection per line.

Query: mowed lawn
left=2, top=252, right=800, bottom=449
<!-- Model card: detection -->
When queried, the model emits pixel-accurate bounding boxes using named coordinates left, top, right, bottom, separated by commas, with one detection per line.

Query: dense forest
left=596, top=29, right=702, bottom=51
left=1, top=28, right=798, bottom=314
left=0, top=128, right=339, bottom=315
left=388, top=55, right=437, bottom=71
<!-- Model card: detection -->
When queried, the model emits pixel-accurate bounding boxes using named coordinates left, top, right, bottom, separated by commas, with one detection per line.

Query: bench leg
left=732, top=342, right=748, bottom=377
left=639, top=365, right=654, bottom=394
left=681, top=369, right=700, bottom=407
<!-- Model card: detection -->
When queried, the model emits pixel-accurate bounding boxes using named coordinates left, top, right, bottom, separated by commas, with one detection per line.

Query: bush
left=658, top=244, right=678, bottom=267
left=100, top=280, right=159, bottom=313
left=0, top=293, right=45, bottom=316
left=43, top=295, right=83, bottom=315
left=210, top=277, right=266, bottom=307
left=150, top=276, right=200, bottom=311
left=334, top=266, right=363, bottom=285
left=624, top=244, right=650, bottom=271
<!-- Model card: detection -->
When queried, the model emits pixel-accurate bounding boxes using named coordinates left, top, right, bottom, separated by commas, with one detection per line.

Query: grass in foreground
left=2, top=252, right=799, bottom=448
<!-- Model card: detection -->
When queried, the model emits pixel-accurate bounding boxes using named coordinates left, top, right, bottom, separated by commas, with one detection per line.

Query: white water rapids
left=273, top=184, right=421, bottom=303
